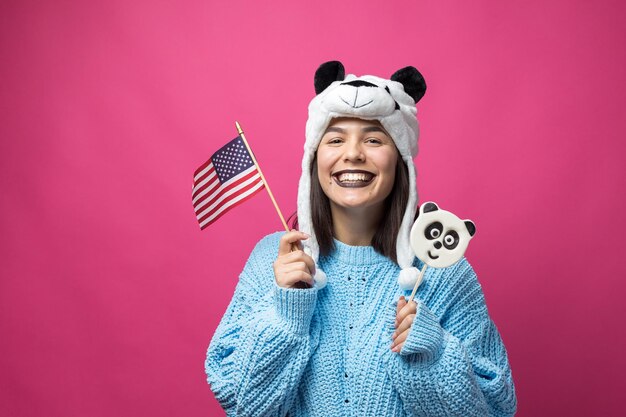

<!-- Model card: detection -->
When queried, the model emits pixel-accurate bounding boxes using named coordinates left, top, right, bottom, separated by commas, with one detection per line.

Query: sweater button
left=345, top=399, right=349, bottom=403
left=349, top=325, right=353, bottom=329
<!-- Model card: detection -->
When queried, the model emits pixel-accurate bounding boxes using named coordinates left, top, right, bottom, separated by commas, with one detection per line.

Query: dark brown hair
left=290, top=152, right=410, bottom=264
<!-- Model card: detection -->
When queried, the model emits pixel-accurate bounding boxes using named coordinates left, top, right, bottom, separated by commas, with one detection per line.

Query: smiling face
left=316, top=117, right=399, bottom=215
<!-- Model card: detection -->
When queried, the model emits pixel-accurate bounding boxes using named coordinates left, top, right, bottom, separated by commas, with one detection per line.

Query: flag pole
left=237, top=121, right=311, bottom=288
left=236, top=121, right=290, bottom=233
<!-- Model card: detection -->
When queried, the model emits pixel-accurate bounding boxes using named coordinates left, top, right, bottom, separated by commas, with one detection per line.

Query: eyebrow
left=323, top=126, right=389, bottom=135
left=323, top=127, right=345, bottom=134
left=362, top=126, right=388, bottom=134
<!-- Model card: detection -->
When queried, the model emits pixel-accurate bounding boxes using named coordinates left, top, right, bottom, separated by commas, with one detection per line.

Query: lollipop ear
left=314, top=61, right=345, bottom=94
left=465, top=220, right=476, bottom=236
left=421, top=201, right=439, bottom=214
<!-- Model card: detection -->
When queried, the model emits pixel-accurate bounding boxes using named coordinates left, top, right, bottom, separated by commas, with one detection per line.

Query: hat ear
left=314, top=61, right=346, bottom=94
left=390, top=66, right=427, bottom=103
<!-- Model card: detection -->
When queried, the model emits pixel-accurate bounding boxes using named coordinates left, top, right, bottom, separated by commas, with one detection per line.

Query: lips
left=427, top=250, right=439, bottom=260
left=332, top=170, right=375, bottom=188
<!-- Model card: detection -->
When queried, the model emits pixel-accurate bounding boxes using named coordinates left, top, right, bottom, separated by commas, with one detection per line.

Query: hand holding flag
left=192, top=122, right=311, bottom=287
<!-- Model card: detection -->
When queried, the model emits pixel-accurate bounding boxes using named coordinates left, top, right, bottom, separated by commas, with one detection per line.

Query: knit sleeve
left=384, top=259, right=517, bottom=417
left=205, top=233, right=320, bottom=417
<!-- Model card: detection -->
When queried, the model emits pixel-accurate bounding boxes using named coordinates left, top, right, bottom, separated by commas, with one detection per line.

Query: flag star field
left=212, top=137, right=254, bottom=183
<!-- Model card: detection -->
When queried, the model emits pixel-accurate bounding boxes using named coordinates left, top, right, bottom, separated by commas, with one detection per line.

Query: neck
left=330, top=203, right=384, bottom=246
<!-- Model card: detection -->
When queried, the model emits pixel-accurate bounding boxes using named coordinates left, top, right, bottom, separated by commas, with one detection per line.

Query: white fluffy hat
left=298, top=61, right=427, bottom=290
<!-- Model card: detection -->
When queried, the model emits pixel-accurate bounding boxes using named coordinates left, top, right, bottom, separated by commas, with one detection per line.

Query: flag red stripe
left=192, top=173, right=218, bottom=202
left=192, top=166, right=217, bottom=199
left=196, top=175, right=264, bottom=223
left=194, top=158, right=212, bottom=177
left=193, top=170, right=259, bottom=215
left=194, top=169, right=261, bottom=214
left=193, top=164, right=215, bottom=188
left=196, top=176, right=264, bottom=224
left=199, top=182, right=265, bottom=229
left=192, top=177, right=218, bottom=205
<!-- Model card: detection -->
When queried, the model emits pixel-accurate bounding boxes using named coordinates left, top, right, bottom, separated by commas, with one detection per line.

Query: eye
left=365, top=137, right=382, bottom=145
left=327, top=137, right=343, bottom=144
left=424, top=222, right=443, bottom=240
left=443, top=231, right=459, bottom=250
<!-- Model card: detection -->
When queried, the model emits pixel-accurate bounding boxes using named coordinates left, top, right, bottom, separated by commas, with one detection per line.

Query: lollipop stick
left=407, top=265, right=427, bottom=303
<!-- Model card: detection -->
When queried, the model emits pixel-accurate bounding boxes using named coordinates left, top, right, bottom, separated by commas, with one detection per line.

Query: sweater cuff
left=400, top=301, right=444, bottom=361
left=273, top=283, right=318, bottom=335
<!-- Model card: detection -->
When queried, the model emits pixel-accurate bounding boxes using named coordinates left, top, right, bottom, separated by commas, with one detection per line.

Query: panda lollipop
left=407, top=202, right=476, bottom=302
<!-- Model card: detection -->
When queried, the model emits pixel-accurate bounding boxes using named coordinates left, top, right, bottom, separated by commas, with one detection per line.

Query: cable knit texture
left=205, top=232, right=517, bottom=416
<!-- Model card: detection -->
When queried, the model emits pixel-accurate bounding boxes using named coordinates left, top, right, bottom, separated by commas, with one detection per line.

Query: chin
left=331, top=198, right=385, bottom=212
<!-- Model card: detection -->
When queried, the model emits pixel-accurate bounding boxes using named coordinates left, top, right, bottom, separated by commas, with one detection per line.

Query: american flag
left=192, top=135, right=265, bottom=229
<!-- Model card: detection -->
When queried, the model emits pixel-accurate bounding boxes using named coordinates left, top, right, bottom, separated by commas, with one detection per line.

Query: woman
left=205, top=61, right=517, bottom=416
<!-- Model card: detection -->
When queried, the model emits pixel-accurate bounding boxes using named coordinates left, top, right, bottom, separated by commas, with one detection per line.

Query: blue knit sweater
left=205, top=232, right=517, bottom=416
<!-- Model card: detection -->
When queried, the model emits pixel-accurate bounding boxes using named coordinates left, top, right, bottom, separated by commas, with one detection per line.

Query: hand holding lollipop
left=392, top=202, right=477, bottom=352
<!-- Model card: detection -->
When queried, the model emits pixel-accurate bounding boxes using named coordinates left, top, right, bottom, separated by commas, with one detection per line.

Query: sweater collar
left=321, top=238, right=391, bottom=266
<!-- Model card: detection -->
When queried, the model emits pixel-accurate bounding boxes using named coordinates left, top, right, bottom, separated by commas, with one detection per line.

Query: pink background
left=1, top=1, right=625, bottom=416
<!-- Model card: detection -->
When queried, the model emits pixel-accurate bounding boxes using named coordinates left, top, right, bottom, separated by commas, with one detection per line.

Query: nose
left=433, top=241, right=442, bottom=249
left=344, top=140, right=364, bottom=162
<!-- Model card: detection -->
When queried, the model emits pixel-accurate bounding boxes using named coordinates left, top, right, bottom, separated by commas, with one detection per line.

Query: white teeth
left=337, top=172, right=373, bottom=182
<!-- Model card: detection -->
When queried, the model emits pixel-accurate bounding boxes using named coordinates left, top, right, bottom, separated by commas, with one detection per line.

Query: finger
left=278, top=230, right=309, bottom=256
left=395, top=313, right=415, bottom=337
left=278, top=230, right=309, bottom=255
left=395, top=296, right=407, bottom=327
left=275, top=268, right=313, bottom=288
left=273, top=258, right=315, bottom=287
left=395, top=299, right=415, bottom=328
left=278, top=261, right=309, bottom=275
left=284, top=270, right=314, bottom=287
left=396, top=295, right=407, bottom=316
left=392, top=329, right=409, bottom=352
left=398, top=300, right=417, bottom=322
left=277, top=250, right=316, bottom=275
left=274, top=262, right=315, bottom=286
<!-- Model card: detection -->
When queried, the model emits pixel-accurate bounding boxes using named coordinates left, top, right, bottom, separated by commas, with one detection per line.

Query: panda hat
left=298, top=60, right=427, bottom=290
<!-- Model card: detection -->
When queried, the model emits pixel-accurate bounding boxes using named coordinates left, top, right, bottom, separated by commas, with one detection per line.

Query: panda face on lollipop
left=410, top=202, right=476, bottom=269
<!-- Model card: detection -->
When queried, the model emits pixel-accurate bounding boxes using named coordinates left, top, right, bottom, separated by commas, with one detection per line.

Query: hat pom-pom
left=398, top=267, right=419, bottom=290
left=314, top=268, right=327, bottom=289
